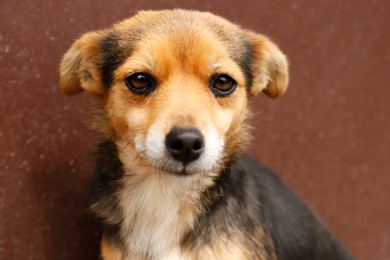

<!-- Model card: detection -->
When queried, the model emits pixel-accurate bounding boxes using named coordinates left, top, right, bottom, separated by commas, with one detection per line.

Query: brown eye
left=210, top=74, right=237, bottom=97
left=125, top=73, right=156, bottom=95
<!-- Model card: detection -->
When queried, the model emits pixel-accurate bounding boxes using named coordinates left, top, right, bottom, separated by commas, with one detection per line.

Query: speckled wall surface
left=1, top=1, right=389, bottom=259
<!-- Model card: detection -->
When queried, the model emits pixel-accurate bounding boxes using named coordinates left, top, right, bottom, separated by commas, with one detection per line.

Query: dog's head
left=60, top=10, right=288, bottom=176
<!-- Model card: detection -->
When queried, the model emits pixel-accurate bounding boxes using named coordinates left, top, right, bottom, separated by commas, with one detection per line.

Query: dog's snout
left=165, top=128, right=204, bottom=164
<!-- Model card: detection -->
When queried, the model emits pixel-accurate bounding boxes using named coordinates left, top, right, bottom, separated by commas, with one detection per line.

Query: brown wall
left=1, top=0, right=389, bottom=259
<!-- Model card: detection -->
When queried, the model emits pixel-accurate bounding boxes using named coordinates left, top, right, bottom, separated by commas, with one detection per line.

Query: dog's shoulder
left=238, top=156, right=354, bottom=260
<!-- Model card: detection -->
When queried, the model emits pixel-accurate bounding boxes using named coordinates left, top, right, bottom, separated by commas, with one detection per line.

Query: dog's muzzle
left=165, top=127, right=204, bottom=164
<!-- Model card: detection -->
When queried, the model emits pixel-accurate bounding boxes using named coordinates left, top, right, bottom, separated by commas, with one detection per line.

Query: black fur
left=99, top=34, right=128, bottom=88
left=90, top=140, right=123, bottom=246
left=238, top=41, right=255, bottom=92
left=91, top=141, right=123, bottom=206
left=182, top=160, right=276, bottom=258
left=183, top=156, right=353, bottom=259
left=241, top=157, right=353, bottom=259
left=91, top=139, right=353, bottom=259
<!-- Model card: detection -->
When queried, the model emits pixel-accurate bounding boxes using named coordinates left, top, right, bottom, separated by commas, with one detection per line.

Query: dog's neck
left=90, top=139, right=243, bottom=259
left=115, top=140, right=218, bottom=259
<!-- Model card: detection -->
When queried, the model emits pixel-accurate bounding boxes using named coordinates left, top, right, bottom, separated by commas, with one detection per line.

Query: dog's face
left=60, top=10, right=288, bottom=176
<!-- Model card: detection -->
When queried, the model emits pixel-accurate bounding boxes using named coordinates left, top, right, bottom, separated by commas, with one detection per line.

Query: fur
left=60, top=9, right=353, bottom=260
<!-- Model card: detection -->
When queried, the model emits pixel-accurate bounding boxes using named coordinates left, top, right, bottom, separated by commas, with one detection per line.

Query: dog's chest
left=118, top=172, right=205, bottom=259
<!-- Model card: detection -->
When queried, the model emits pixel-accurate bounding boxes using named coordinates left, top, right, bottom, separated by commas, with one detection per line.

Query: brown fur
left=101, top=237, right=123, bottom=260
left=60, top=9, right=289, bottom=259
left=60, top=31, right=106, bottom=96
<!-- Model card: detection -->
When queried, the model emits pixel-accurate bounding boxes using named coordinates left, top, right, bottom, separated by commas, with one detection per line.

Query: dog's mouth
left=147, top=159, right=203, bottom=177
left=178, top=168, right=191, bottom=176
left=135, top=148, right=222, bottom=177
left=157, top=168, right=193, bottom=177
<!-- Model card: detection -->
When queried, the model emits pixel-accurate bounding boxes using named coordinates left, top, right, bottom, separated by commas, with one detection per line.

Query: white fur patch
left=116, top=149, right=215, bottom=258
left=135, top=123, right=184, bottom=173
left=185, top=127, right=224, bottom=173
left=117, top=117, right=226, bottom=258
left=135, top=122, right=224, bottom=175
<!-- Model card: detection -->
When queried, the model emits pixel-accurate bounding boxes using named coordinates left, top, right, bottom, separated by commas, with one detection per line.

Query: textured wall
left=1, top=0, right=389, bottom=259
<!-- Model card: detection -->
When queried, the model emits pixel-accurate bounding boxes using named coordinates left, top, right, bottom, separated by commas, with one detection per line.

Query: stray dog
left=60, top=9, right=353, bottom=260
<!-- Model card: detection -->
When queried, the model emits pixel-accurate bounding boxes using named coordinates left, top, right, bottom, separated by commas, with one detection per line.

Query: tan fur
left=59, top=9, right=288, bottom=259
left=101, top=237, right=123, bottom=260
left=248, top=33, right=289, bottom=97
left=183, top=241, right=247, bottom=260
left=182, top=234, right=271, bottom=260
left=60, top=31, right=106, bottom=96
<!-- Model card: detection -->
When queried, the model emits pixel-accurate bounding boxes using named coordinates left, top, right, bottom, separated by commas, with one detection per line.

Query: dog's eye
left=125, top=73, right=156, bottom=95
left=210, top=74, right=237, bottom=97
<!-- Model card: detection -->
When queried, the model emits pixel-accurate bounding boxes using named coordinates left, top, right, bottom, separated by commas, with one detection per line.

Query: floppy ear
left=248, top=33, right=289, bottom=98
left=60, top=31, right=105, bottom=96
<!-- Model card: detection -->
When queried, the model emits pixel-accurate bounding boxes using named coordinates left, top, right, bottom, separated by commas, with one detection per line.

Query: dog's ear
left=60, top=31, right=105, bottom=96
left=247, top=33, right=289, bottom=98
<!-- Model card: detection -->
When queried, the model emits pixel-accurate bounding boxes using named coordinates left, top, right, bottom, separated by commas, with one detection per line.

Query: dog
left=59, top=9, right=353, bottom=260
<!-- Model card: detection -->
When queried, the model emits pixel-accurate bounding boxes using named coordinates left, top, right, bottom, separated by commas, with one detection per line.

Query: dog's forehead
left=115, top=10, right=242, bottom=41
left=101, top=10, right=254, bottom=87
left=113, top=10, right=247, bottom=56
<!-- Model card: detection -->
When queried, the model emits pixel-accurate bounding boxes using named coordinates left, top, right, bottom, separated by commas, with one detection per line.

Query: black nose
left=165, top=128, right=204, bottom=164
